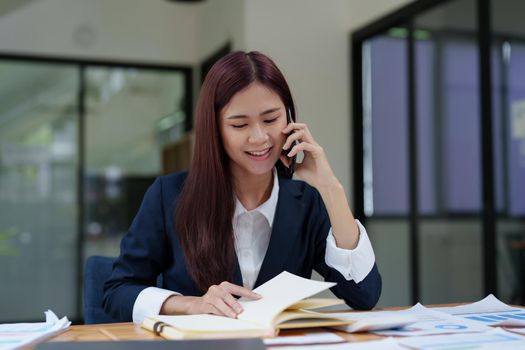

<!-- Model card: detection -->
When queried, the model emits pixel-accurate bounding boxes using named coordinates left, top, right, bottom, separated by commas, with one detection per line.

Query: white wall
left=195, top=0, right=244, bottom=62
left=193, top=0, right=245, bottom=112
left=0, top=0, right=413, bottom=194
left=242, top=0, right=411, bottom=197
left=0, top=0, right=199, bottom=64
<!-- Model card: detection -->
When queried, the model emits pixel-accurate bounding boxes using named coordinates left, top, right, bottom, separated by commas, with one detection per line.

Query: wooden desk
left=48, top=323, right=159, bottom=343
left=31, top=321, right=384, bottom=349
left=31, top=304, right=466, bottom=348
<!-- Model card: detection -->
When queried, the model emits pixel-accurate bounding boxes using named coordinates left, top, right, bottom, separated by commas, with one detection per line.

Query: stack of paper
left=0, top=310, right=70, bottom=350
left=434, top=294, right=525, bottom=327
left=263, top=332, right=345, bottom=346
left=267, top=329, right=525, bottom=350
left=398, top=328, right=525, bottom=350
left=364, top=303, right=491, bottom=336
left=326, top=307, right=418, bottom=334
left=270, top=338, right=405, bottom=350
left=343, top=295, right=525, bottom=349
left=328, top=294, right=525, bottom=338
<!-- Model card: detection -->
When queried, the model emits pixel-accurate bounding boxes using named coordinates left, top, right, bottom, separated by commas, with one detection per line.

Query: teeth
left=248, top=148, right=270, bottom=156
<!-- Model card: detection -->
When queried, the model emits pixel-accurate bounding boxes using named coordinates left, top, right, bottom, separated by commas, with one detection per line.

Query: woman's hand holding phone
left=281, top=117, right=360, bottom=250
left=280, top=120, right=339, bottom=190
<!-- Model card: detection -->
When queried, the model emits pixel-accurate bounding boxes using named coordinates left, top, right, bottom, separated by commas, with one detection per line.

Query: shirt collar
left=234, top=168, right=279, bottom=227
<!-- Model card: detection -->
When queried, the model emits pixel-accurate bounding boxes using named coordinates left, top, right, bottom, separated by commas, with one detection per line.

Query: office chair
left=83, top=255, right=121, bottom=324
left=84, top=255, right=165, bottom=324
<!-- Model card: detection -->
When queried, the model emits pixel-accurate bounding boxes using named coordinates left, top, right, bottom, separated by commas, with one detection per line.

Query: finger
left=209, top=284, right=239, bottom=306
left=282, top=122, right=307, bottom=134
left=215, top=284, right=244, bottom=314
left=207, top=296, right=238, bottom=318
left=202, top=301, right=220, bottom=315
left=282, top=130, right=305, bottom=150
left=287, top=142, right=320, bottom=158
left=222, top=293, right=244, bottom=314
left=207, top=303, right=231, bottom=317
left=206, top=285, right=221, bottom=297
left=221, top=282, right=262, bottom=300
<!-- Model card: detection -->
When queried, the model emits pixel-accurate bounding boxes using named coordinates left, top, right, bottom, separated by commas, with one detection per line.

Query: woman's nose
left=248, top=124, right=269, bottom=144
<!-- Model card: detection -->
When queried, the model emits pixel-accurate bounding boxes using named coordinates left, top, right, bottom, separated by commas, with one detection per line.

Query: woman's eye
left=264, top=117, right=279, bottom=124
left=232, top=124, right=247, bottom=129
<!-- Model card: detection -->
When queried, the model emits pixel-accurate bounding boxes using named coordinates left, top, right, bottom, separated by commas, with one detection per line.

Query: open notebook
left=142, top=271, right=352, bottom=339
left=143, top=272, right=417, bottom=339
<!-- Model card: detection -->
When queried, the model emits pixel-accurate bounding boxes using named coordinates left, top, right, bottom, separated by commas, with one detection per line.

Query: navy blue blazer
left=103, top=172, right=381, bottom=321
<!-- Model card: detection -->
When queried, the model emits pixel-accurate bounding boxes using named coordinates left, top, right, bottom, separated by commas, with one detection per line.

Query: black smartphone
left=283, top=106, right=297, bottom=178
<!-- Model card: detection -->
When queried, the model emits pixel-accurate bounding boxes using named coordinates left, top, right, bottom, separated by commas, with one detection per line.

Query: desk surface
left=48, top=322, right=382, bottom=342
left=31, top=304, right=464, bottom=349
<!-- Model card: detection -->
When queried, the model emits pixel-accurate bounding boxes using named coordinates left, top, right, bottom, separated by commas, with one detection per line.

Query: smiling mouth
left=246, top=147, right=272, bottom=157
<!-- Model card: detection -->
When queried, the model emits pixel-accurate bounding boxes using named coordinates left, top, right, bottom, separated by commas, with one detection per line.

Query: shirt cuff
left=324, top=219, right=376, bottom=283
left=132, top=287, right=181, bottom=324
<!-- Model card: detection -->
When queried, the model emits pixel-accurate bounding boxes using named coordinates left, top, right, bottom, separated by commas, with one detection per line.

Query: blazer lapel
left=253, top=178, right=305, bottom=288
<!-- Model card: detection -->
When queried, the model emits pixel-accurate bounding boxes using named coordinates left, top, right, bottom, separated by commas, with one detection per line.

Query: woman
left=103, top=51, right=381, bottom=323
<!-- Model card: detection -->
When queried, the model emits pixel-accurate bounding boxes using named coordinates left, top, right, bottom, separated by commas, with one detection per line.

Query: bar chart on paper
left=434, top=294, right=525, bottom=327
left=460, top=310, right=525, bottom=324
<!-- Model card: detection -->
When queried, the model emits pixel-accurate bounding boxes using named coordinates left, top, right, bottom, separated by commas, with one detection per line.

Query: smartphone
left=283, top=107, right=297, bottom=178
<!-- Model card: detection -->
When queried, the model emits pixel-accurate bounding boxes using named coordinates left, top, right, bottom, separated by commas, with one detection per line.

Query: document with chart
left=433, top=294, right=525, bottom=327
left=397, top=328, right=525, bottom=350
left=270, top=338, right=405, bottom=350
left=367, top=303, right=490, bottom=336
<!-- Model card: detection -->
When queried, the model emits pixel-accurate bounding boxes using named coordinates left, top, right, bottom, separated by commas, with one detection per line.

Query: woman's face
left=220, top=82, right=287, bottom=178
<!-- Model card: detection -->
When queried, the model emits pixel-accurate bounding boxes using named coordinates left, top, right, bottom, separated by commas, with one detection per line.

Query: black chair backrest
left=83, top=255, right=120, bottom=324
left=83, top=255, right=164, bottom=324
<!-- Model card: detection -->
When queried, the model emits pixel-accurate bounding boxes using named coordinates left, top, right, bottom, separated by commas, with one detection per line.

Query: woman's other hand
left=160, top=281, right=261, bottom=318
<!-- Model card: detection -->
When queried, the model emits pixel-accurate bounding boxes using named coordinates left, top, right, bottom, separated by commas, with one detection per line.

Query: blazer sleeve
left=102, top=177, right=170, bottom=321
left=310, top=189, right=382, bottom=310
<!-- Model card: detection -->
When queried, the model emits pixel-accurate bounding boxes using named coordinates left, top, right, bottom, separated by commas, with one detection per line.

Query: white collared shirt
left=232, top=169, right=279, bottom=289
left=131, top=170, right=376, bottom=323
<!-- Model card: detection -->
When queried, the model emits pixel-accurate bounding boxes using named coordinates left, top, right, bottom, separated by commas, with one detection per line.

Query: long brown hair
left=175, top=51, right=296, bottom=292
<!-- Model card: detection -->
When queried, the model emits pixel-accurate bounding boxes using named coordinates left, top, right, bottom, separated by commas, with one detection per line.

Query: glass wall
left=414, top=0, right=483, bottom=304
left=0, top=59, right=191, bottom=322
left=354, top=0, right=524, bottom=306
left=491, top=0, right=525, bottom=305
left=0, top=61, right=79, bottom=321
left=362, top=32, right=411, bottom=306
left=83, top=67, right=188, bottom=260
left=361, top=0, right=483, bottom=306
